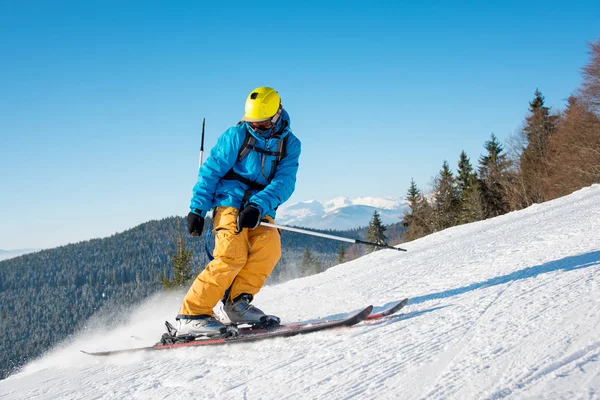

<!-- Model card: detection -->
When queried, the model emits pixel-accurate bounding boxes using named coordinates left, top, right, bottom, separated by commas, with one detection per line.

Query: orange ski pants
left=179, top=206, right=281, bottom=317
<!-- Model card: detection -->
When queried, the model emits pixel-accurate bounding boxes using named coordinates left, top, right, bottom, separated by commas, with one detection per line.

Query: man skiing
left=176, top=87, right=301, bottom=338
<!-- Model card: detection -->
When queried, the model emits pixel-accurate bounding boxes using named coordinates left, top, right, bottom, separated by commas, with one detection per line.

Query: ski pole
left=260, top=221, right=407, bottom=252
left=198, top=118, right=205, bottom=168
left=193, top=118, right=215, bottom=262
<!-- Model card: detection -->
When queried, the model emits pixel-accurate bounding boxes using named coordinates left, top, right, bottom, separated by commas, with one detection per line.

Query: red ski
left=81, top=299, right=408, bottom=357
left=366, top=298, right=409, bottom=320
left=82, top=305, right=372, bottom=356
left=237, top=298, right=409, bottom=335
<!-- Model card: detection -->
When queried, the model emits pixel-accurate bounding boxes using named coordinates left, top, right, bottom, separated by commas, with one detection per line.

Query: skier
left=176, top=87, right=302, bottom=338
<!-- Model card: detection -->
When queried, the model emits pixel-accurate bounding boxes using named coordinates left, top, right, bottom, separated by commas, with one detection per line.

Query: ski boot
left=172, top=315, right=237, bottom=342
left=223, top=294, right=280, bottom=329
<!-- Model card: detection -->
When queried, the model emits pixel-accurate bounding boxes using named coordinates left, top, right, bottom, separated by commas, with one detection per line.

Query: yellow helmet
left=241, top=87, right=281, bottom=122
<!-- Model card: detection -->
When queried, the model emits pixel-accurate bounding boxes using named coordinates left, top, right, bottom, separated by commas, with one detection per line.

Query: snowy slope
left=277, top=196, right=406, bottom=229
left=2, top=186, right=600, bottom=399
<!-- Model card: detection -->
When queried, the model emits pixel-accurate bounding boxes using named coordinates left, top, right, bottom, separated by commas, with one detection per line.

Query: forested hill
left=0, top=216, right=403, bottom=380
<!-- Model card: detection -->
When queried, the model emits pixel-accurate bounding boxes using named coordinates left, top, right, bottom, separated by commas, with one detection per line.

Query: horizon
left=1, top=2, right=599, bottom=249
left=0, top=194, right=405, bottom=251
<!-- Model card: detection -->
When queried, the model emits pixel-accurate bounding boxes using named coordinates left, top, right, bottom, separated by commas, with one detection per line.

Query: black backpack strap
left=265, top=135, right=289, bottom=181
left=277, top=135, right=288, bottom=162
left=238, top=132, right=255, bottom=161
left=222, top=170, right=267, bottom=192
left=221, top=127, right=290, bottom=210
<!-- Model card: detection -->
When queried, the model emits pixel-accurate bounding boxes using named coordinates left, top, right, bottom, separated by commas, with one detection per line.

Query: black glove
left=236, top=204, right=261, bottom=231
left=187, top=210, right=205, bottom=236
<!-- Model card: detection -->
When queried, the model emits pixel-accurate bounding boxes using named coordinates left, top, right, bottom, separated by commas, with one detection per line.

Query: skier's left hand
left=237, top=204, right=261, bottom=231
left=187, top=210, right=205, bottom=236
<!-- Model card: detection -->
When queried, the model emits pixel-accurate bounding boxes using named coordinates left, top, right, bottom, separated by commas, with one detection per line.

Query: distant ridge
left=0, top=249, right=39, bottom=261
left=276, top=196, right=406, bottom=229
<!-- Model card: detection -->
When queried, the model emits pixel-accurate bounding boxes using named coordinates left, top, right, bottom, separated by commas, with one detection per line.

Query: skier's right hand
left=187, top=210, right=205, bottom=236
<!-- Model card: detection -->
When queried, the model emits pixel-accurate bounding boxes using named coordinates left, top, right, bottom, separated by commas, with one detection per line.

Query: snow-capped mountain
left=0, top=249, right=38, bottom=261
left=276, top=196, right=407, bottom=229
left=3, top=185, right=599, bottom=399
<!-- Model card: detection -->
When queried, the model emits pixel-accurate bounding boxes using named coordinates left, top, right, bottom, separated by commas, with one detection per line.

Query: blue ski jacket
left=190, top=109, right=301, bottom=219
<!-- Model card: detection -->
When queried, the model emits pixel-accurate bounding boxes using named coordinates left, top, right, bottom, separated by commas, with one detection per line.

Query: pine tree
left=457, top=151, right=477, bottom=194
left=160, top=218, right=194, bottom=289
left=301, top=248, right=316, bottom=276
left=366, top=210, right=387, bottom=252
left=456, top=151, right=483, bottom=224
left=402, top=179, right=434, bottom=241
left=432, top=161, right=460, bottom=230
left=519, top=89, right=558, bottom=204
left=336, top=244, right=346, bottom=264
left=479, top=134, right=510, bottom=218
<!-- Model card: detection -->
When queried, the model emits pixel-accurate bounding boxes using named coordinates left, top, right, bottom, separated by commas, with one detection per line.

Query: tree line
left=402, top=39, right=600, bottom=241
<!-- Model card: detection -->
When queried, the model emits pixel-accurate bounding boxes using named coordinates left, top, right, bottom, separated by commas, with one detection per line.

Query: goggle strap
left=270, top=104, right=283, bottom=126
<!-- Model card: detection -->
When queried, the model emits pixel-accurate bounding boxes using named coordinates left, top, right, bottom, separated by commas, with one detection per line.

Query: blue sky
left=1, top=1, right=598, bottom=249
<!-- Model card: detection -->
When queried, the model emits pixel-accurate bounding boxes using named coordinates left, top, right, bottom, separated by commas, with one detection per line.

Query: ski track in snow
left=1, top=185, right=600, bottom=399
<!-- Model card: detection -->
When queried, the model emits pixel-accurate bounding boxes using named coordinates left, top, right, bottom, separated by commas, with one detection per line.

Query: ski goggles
left=249, top=120, right=273, bottom=131
left=247, top=105, right=283, bottom=134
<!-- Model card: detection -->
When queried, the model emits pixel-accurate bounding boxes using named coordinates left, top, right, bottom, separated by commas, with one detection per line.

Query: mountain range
left=276, top=196, right=406, bottom=230
left=0, top=249, right=39, bottom=261
left=3, top=197, right=405, bottom=255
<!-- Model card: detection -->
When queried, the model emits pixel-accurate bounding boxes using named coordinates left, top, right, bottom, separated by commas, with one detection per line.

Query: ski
left=366, top=297, right=409, bottom=320
left=82, top=305, right=373, bottom=357
left=81, top=299, right=409, bottom=357
left=237, top=297, right=409, bottom=335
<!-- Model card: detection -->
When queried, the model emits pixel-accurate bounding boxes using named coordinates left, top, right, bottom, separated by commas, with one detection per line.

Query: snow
left=320, top=196, right=402, bottom=212
left=2, top=186, right=600, bottom=399
left=277, top=196, right=406, bottom=229
left=347, top=196, right=403, bottom=210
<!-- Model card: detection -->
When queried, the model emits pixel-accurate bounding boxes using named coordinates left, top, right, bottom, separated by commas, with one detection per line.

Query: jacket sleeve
left=249, top=134, right=301, bottom=215
left=190, top=127, right=242, bottom=215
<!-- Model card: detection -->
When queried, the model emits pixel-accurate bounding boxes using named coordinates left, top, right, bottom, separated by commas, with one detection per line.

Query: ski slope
left=2, top=186, right=600, bottom=399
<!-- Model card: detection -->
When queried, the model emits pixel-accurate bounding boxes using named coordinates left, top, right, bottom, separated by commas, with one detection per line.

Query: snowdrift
left=1, top=186, right=599, bottom=399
